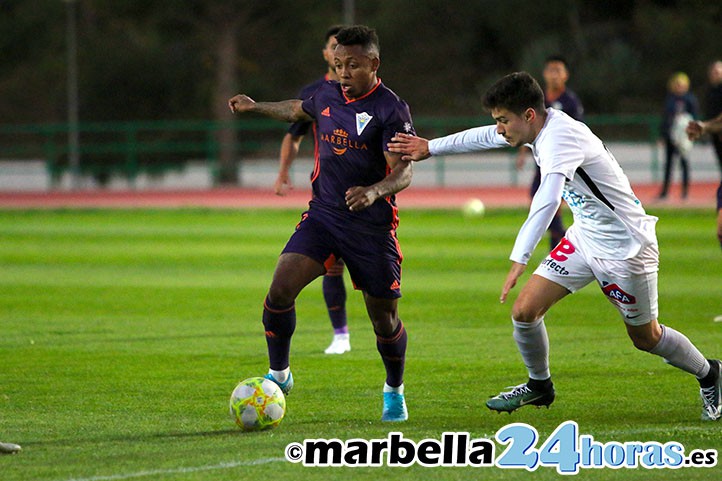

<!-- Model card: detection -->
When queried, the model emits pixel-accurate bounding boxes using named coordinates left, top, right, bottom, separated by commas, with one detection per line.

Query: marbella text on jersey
left=320, top=128, right=369, bottom=156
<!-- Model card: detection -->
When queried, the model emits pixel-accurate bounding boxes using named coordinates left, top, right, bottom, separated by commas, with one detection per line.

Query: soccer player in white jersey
left=388, top=72, right=721, bottom=421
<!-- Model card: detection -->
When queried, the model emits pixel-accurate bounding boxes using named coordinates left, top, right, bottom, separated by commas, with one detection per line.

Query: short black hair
left=482, top=72, right=546, bottom=115
left=544, top=55, right=569, bottom=70
left=325, top=25, right=345, bottom=42
left=335, top=25, right=380, bottom=58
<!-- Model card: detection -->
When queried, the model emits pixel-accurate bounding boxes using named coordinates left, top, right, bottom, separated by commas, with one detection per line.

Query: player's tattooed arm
left=345, top=152, right=412, bottom=212
left=228, top=95, right=312, bottom=123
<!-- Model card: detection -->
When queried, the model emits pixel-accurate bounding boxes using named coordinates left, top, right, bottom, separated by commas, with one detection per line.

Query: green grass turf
left=0, top=207, right=720, bottom=480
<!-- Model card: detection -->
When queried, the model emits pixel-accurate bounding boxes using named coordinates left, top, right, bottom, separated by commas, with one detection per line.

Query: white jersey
left=429, top=108, right=658, bottom=262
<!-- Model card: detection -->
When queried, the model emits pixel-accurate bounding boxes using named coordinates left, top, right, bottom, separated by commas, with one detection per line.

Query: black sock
left=376, top=322, right=407, bottom=388
left=699, top=360, right=719, bottom=389
left=262, top=295, right=296, bottom=371
left=323, top=274, right=348, bottom=332
left=527, top=377, right=553, bottom=392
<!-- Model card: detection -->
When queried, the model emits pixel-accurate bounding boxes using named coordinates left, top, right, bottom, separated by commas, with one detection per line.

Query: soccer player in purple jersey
left=274, top=25, right=352, bottom=356
left=229, top=25, right=415, bottom=422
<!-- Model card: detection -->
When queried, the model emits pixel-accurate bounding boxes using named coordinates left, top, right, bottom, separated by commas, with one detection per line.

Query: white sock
left=513, top=317, right=551, bottom=380
left=269, top=368, right=290, bottom=383
left=384, top=382, right=404, bottom=394
left=649, top=325, right=710, bottom=378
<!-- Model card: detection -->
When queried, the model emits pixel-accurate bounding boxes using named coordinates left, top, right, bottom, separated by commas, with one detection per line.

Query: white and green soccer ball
left=230, top=377, right=286, bottom=431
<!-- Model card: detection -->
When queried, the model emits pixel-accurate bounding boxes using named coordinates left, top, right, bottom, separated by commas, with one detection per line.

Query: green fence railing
left=0, top=115, right=661, bottom=187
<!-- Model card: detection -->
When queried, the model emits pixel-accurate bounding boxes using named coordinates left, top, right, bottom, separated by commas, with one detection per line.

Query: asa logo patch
left=601, top=282, right=636, bottom=304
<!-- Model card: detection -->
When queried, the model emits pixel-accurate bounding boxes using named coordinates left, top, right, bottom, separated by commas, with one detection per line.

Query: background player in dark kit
left=273, top=25, right=352, bottom=355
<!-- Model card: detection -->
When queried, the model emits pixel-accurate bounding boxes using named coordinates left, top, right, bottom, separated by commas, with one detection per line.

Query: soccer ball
left=462, top=198, right=485, bottom=217
left=229, top=377, right=286, bottom=431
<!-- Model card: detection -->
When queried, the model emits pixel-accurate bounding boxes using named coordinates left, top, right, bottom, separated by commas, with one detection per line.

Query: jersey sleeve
left=290, top=81, right=325, bottom=136
left=509, top=173, right=566, bottom=264
left=287, top=119, right=312, bottom=136
left=537, top=125, right=584, bottom=180
left=566, top=91, right=585, bottom=121
left=301, top=95, right=317, bottom=120
left=382, top=100, right=415, bottom=151
left=428, top=125, right=509, bottom=156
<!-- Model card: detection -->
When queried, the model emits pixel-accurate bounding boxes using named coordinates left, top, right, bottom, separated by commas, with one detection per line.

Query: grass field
left=1, top=207, right=721, bottom=480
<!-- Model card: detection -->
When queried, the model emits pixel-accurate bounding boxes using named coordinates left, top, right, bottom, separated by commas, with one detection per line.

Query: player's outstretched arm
left=345, top=152, right=412, bottom=212
left=391, top=126, right=508, bottom=161
left=709, top=113, right=722, bottom=134
left=228, top=95, right=311, bottom=123
left=387, top=133, right=431, bottom=161
left=275, top=133, right=303, bottom=196
left=686, top=120, right=705, bottom=141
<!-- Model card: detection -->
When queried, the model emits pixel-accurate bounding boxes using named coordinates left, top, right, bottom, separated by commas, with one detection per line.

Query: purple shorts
left=282, top=210, right=402, bottom=299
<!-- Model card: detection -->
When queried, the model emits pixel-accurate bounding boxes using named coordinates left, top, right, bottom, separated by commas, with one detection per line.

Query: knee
left=267, top=283, right=296, bottom=308
left=371, top=314, right=398, bottom=338
left=628, top=331, right=661, bottom=352
left=511, top=299, right=541, bottom=324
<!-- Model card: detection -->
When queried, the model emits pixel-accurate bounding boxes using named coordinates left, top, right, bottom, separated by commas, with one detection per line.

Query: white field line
left=57, top=424, right=718, bottom=480
left=60, top=457, right=286, bottom=481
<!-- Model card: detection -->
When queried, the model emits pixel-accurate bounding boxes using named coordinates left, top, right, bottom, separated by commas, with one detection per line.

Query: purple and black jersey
left=287, top=75, right=329, bottom=137
left=546, top=89, right=584, bottom=121
left=301, top=79, right=415, bottom=233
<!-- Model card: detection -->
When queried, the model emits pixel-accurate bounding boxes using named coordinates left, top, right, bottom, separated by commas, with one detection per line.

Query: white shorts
left=533, top=236, right=659, bottom=326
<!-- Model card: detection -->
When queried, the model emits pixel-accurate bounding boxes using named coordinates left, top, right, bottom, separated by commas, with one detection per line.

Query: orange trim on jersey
left=382, top=198, right=403, bottom=264
left=295, top=212, right=309, bottom=230
left=323, top=254, right=338, bottom=272
left=344, top=78, right=382, bottom=104
left=310, top=123, right=320, bottom=184
left=325, top=260, right=345, bottom=276
left=391, top=219, right=403, bottom=264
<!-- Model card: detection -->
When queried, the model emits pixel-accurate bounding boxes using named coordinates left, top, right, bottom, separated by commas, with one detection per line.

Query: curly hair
left=335, top=25, right=380, bottom=58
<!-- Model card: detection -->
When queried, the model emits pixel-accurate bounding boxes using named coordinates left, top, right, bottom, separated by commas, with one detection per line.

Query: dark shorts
left=717, top=181, right=722, bottom=211
left=282, top=211, right=402, bottom=299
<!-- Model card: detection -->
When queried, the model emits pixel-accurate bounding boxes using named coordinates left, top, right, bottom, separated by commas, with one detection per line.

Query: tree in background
left=0, top=0, right=720, bottom=185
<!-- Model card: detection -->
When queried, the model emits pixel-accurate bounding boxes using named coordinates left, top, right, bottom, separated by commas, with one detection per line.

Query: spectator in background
left=687, top=112, right=722, bottom=249
left=517, top=55, right=583, bottom=250
left=658, top=72, right=699, bottom=200
left=704, top=60, right=722, bottom=175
